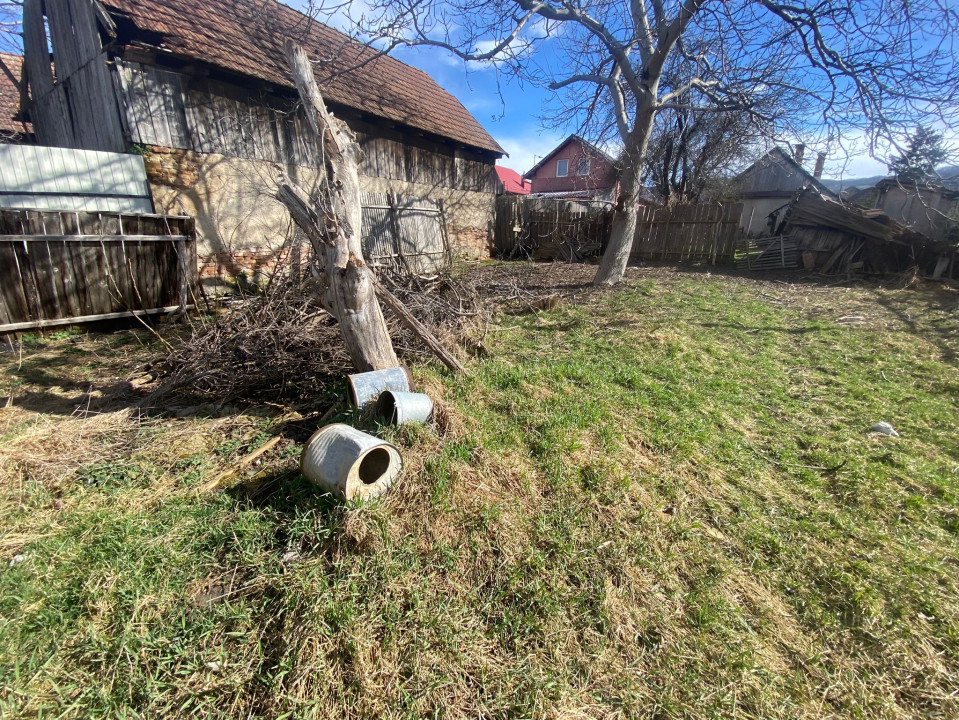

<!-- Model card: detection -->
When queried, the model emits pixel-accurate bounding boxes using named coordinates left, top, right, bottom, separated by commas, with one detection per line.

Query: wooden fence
left=631, top=203, right=743, bottom=263
left=0, top=209, right=196, bottom=332
left=360, top=192, right=450, bottom=276
left=494, top=197, right=743, bottom=264
left=493, top=195, right=612, bottom=261
left=736, top=235, right=800, bottom=270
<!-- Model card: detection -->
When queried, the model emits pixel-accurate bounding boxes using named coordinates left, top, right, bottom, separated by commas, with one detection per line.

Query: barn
left=20, top=0, right=504, bottom=278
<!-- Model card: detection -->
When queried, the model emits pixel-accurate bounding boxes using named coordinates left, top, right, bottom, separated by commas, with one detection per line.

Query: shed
left=20, top=0, right=505, bottom=277
left=736, top=146, right=837, bottom=235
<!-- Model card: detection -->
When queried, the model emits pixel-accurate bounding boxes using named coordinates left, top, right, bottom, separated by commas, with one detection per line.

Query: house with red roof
left=495, top=166, right=531, bottom=195
left=21, top=0, right=505, bottom=273
left=524, top=135, right=618, bottom=201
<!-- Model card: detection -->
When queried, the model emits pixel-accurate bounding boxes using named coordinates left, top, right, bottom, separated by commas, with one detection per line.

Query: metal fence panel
left=0, top=144, right=154, bottom=213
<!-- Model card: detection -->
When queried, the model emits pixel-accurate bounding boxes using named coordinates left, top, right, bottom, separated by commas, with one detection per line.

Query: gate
left=360, top=192, right=450, bottom=276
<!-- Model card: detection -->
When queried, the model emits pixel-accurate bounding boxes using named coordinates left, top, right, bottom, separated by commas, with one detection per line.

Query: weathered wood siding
left=0, top=209, right=196, bottom=331
left=493, top=195, right=612, bottom=260
left=0, top=144, right=153, bottom=213
left=632, top=204, right=743, bottom=262
left=22, top=0, right=126, bottom=152
left=113, top=61, right=497, bottom=193
left=495, top=198, right=743, bottom=264
left=360, top=192, right=449, bottom=275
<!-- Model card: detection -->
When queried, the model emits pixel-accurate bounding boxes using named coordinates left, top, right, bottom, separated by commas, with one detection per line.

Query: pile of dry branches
left=148, top=277, right=349, bottom=405
left=148, top=268, right=491, bottom=406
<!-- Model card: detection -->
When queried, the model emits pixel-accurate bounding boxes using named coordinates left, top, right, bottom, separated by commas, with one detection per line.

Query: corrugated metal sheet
left=0, top=144, right=154, bottom=213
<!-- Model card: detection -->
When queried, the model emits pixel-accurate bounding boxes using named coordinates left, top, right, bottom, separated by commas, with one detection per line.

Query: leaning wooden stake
left=278, top=40, right=398, bottom=373
left=373, top=284, right=467, bottom=375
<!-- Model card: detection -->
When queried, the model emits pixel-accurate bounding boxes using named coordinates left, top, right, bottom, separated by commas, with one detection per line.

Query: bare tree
left=348, top=0, right=958, bottom=285
left=643, top=61, right=777, bottom=205
left=0, top=0, right=20, bottom=52
left=0, top=1, right=23, bottom=86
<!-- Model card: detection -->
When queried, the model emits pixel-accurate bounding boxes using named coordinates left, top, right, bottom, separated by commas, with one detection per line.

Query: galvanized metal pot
left=300, top=424, right=403, bottom=502
left=347, top=366, right=414, bottom=411
left=377, top=390, right=433, bottom=425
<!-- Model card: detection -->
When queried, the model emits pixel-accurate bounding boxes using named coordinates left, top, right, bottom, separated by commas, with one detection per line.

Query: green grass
left=1, top=267, right=957, bottom=718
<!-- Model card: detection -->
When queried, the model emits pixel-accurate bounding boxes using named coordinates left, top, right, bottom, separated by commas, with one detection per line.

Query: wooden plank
left=0, top=245, right=30, bottom=324
left=0, top=305, right=193, bottom=333
left=47, top=240, right=82, bottom=318
left=22, top=0, right=72, bottom=146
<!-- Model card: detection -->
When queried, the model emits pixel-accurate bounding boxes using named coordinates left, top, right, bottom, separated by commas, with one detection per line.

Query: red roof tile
left=495, top=166, right=530, bottom=194
left=0, top=53, right=31, bottom=137
left=102, top=0, right=504, bottom=155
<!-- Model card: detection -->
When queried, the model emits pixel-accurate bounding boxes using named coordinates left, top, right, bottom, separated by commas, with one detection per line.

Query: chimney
left=813, top=152, right=826, bottom=179
left=793, top=143, right=805, bottom=166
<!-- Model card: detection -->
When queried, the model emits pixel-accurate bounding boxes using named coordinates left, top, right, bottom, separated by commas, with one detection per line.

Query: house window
left=577, top=158, right=590, bottom=175
left=556, top=159, right=568, bottom=177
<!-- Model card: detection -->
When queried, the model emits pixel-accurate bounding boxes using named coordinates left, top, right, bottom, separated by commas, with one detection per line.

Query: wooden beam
left=0, top=305, right=193, bottom=333
left=373, top=283, right=466, bottom=375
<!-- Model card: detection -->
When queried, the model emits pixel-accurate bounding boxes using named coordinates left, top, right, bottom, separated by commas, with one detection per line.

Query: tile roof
left=102, top=0, right=504, bottom=155
left=495, top=166, right=530, bottom=194
left=0, top=53, right=31, bottom=137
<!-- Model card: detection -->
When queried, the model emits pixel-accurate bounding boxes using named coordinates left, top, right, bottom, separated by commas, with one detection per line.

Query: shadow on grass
left=870, top=286, right=959, bottom=363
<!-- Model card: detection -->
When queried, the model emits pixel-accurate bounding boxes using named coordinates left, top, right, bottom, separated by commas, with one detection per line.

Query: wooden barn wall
left=22, top=0, right=126, bottom=153
left=113, top=61, right=497, bottom=193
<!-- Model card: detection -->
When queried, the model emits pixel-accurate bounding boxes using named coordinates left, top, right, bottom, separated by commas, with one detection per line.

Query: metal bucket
left=300, top=423, right=403, bottom=502
left=347, top=366, right=414, bottom=411
left=377, top=390, right=433, bottom=425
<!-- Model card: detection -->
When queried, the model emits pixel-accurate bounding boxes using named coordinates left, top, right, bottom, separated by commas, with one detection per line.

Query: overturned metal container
left=347, top=366, right=413, bottom=411
left=377, top=390, right=433, bottom=425
left=300, top=424, right=403, bottom=502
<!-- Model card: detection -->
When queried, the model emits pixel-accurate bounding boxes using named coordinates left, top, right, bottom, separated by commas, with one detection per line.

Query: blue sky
left=310, top=1, right=907, bottom=183
left=5, top=0, right=944, bottom=181
left=388, top=45, right=570, bottom=176
left=391, top=43, right=904, bottom=181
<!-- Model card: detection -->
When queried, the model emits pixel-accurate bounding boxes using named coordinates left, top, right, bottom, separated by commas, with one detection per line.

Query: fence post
left=387, top=190, right=412, bottom=275
left=438, top=198, right=453, bottom=268
left=711, top=206, right=721, bottom=265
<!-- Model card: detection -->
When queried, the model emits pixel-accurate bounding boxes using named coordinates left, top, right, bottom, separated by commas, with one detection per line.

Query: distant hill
left=819, top=164, right=959, bottom=192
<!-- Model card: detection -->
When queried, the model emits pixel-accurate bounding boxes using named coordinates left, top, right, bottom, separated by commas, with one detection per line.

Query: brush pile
left=148, top=269, right=491, bottom=405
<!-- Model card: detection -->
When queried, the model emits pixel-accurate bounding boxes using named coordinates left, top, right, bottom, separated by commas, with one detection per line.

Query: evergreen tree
left=888, top=126, right=949, bottom=187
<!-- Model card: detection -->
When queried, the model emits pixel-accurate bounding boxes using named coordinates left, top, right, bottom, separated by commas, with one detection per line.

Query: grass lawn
left=0, top=264, right=957, bottom=719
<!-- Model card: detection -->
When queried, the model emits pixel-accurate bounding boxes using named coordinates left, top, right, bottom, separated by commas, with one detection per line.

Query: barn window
left=577, top=158, right=590, bottom=175
left=556, top=159, right=568, bottom=177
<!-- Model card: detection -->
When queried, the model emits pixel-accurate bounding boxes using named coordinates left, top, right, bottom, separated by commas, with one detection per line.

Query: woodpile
left=782, top=188, right=957, bottom=277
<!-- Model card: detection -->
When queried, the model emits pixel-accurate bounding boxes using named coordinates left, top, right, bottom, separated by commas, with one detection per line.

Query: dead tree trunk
left=277, top=40, right=399, bottom=372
